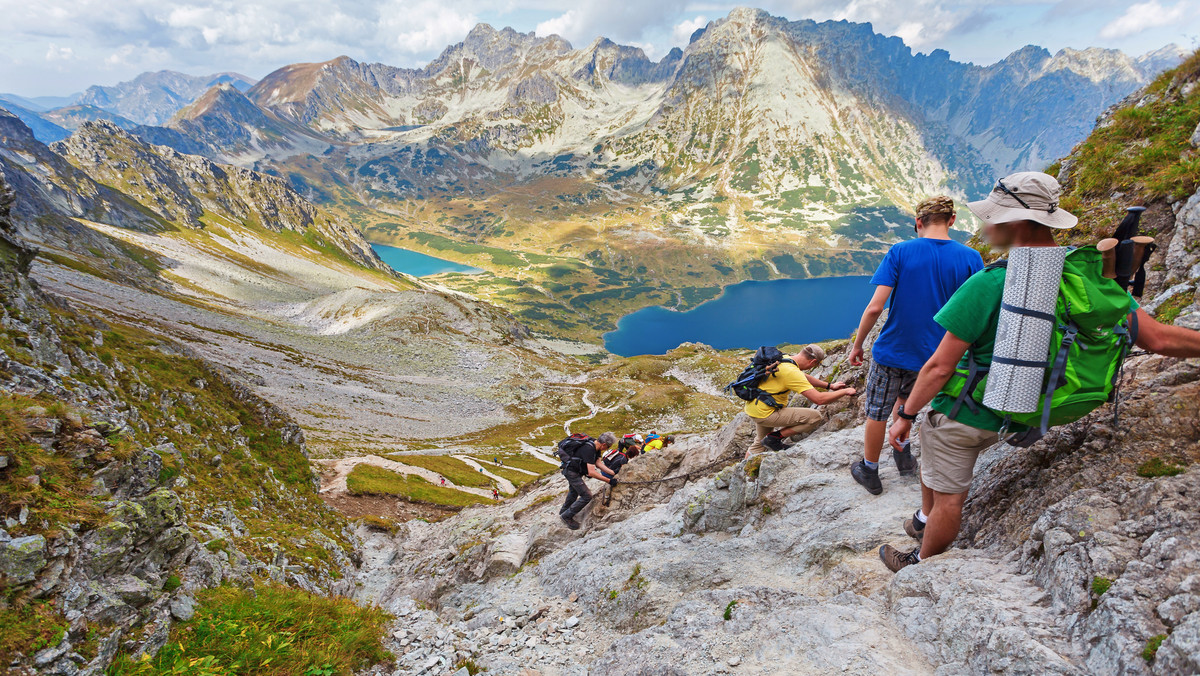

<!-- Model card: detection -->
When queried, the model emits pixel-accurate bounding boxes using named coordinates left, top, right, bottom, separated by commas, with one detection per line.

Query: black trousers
left=560, top=469, right=592, bottom=518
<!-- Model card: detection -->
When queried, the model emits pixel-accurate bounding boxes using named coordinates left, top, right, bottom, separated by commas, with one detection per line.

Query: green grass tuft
left=0, top=601, right=68, bottom=666
left=1137, top=457, right=1186, bottom=478
left=107, top=585, right=391, bottom=676
left=723, top=600, right=738, bottom=621
left=1143, top=634, right=1167, bottom=663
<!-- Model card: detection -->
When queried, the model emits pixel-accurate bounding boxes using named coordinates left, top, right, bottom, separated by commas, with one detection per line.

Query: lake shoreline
left=603, top=275, right=875, bottom=357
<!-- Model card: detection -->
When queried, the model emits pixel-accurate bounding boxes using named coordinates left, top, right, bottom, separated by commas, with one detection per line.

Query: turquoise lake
left=371, top=243, right=482, bottom=276
left=604, top=276, right=876, bottom=357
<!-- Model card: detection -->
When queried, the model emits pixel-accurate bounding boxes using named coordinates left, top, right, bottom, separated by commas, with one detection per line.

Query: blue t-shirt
left=869, top=238, right=983, bottom=371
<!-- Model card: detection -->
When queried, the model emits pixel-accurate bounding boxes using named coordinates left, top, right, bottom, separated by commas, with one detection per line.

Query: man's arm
left=850, top=285, right=893, bottom=366
left=588, top=462, right=614, bottom=482
left=888, top=331, right=970, bottom=450
left=805, top=373, right=830, bottom=389
left=801, top=386, right=857, bottom=405
left=1134, top=308, right=1200, bottom=358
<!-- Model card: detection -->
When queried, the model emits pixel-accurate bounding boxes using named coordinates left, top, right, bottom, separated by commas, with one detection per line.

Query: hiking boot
left=851, top=460, right=883, bottom=495
left=761, top=434, right=787, bottom=452
left=559, top=514, right=581, bottom=531
left=904, top=510, right=926, bottom=540
left=893, top=442, right=918, bottom=476
left=879, top=544, right=920, bottom=573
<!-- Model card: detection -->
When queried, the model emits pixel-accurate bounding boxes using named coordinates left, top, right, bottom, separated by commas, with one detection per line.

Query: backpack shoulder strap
left=985, top=259, right=1008, bottom=271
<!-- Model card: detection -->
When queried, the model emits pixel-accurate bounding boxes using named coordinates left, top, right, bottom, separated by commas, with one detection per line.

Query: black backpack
left=724, top=346, right=795, bottom=410
left=556, top=433, right=593, bottom=472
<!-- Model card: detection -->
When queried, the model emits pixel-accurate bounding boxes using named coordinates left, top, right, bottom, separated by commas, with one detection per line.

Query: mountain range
left=0, top=8, right=1187, bottom=341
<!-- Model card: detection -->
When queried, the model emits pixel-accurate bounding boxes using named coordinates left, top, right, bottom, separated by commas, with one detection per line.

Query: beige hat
left=968, top=172, right=1078, bottom=229
left=801, top=344, right=826, bottom=362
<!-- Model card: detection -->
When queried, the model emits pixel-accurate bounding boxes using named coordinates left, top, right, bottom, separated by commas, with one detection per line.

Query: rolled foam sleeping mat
left=982, top=246, right=1067, bottom=414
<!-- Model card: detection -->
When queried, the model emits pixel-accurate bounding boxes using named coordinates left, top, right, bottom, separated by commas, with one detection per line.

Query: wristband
left=897, top=406, right=918, bottom=421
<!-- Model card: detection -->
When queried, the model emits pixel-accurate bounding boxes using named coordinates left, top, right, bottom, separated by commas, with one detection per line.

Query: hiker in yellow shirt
left=745, top=344, right=856, bottom=457
left=643, top=432, right=673, bottom=453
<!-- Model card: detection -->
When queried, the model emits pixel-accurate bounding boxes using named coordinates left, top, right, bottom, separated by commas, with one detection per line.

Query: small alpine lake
left=603, top=275, right=876, bottom=357
left=371, top=243, right=483, bottom=277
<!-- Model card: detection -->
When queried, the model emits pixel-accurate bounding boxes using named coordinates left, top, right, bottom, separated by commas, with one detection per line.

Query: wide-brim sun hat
left=968, top=171, right=1078, bottom=230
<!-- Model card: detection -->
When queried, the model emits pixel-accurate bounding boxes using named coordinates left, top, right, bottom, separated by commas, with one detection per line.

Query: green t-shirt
left=931, top=267, right=1012, bottom=432
left=931, top=264, right=1139, bottom=432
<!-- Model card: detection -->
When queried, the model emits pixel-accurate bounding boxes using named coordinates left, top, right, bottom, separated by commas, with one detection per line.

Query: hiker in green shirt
left=879, top=172, right=1200, bottom=573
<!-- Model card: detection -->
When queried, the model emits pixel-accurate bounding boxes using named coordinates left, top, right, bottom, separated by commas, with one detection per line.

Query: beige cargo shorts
left=919, top=411, right=1000, bottom=494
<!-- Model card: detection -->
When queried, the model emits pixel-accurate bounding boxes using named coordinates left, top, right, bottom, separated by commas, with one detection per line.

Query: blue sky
left=2, top=0, right=1197, bottom=96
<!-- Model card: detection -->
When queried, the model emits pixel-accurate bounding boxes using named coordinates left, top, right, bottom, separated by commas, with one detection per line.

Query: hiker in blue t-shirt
left=847, top=196, right=983, bottom=495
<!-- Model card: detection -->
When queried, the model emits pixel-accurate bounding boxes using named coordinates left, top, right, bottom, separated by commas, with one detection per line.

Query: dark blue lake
left=371, top=243, right=482, bottom=277
left=604, top=276, right=875, bottom=357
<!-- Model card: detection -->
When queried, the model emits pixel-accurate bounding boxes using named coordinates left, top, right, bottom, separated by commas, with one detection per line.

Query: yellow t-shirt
left=644, top=439, right=663, bottom=452
left=743, top=362, right=814, bottom=419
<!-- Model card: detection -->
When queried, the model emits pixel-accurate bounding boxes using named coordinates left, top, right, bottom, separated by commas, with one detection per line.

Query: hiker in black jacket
left=601, top=438, right=641, bottom=479
left=558, top=431, right=617, bottom=530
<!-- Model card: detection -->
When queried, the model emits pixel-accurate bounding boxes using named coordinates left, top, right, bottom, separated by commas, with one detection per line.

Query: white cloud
left=1099, top=0, right=1191, bottom=39
left=672, top=15, right=709, bottom=46
left=0, top=0, right=1189, bottom=94
left=380, top=2, right=479, bottom=54
left=45, top=44, right=74, bottom=61
left=534, top=0, right=689, bottom=47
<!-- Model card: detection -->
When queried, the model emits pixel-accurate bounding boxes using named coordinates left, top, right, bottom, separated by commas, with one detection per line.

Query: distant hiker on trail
left=737, top=344, right=856, bottom=458
left=439, top=476, right=446, bottom=486
left=556, top=431, right=617, bottom=531
left=492, top=488, right=500, bottom=500
left=879, top=172, right=1200, bottom=573
left=849, top=195, right=983, bottom=495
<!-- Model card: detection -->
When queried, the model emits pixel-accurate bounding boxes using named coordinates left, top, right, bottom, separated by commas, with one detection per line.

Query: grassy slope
left=1050, top=51, right=1200, bottom=247
left=107, top=585, right=391, bottom=676
left=345, top=464, right=493, bottom=508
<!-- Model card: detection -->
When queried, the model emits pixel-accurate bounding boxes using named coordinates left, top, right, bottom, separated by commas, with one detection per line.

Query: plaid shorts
left=865, top=362, right=919, bottom=421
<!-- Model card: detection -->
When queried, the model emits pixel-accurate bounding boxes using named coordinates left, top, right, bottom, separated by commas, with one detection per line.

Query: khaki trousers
left=748, top=407, right=824, bottom=454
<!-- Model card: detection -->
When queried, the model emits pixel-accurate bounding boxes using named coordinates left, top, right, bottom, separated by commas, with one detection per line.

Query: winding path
left=314, top=455, right=497, bottom=498
left=453, top=455, right=516, bottom=494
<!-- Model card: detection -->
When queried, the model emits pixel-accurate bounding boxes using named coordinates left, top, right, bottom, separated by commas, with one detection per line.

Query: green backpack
left=943, top=246, right=1138, bottom=438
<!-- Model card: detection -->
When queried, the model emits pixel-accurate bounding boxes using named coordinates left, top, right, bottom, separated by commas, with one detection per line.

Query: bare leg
left=920, top=489, right=968, bottom=559
left=864, top=418, right=886, bottom=463
left=920, top=480, right=934, bottom=517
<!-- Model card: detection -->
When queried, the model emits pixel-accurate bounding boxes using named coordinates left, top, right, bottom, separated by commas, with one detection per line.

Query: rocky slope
left=0, top=177, right=365, bottom=674
left=53, top=120, right=376, bottom=270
